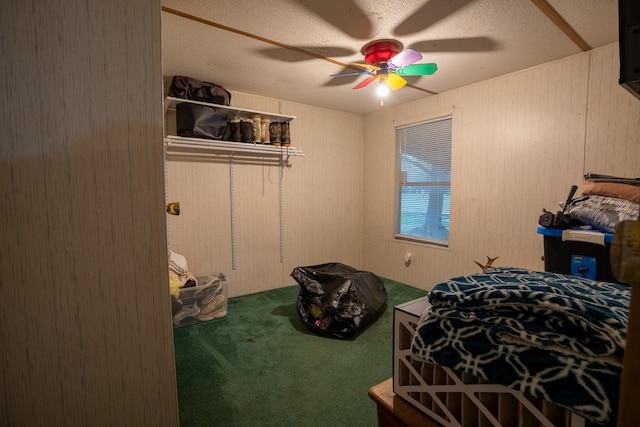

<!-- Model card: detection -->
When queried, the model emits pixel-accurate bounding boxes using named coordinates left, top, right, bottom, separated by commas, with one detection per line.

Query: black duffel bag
left=168, top=75, right=231, bottom=106
left=176, top=103, right=230, bottom=140
left=291, top=262, right=388, bottom=339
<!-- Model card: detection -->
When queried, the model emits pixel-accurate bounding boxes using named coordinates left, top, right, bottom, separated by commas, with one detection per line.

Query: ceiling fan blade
left=353, top=75, right=377, bottom=90
left=330, top=71, right=371, bottom=77
left=396, top=63, right=438, bottom=76
left=385, top=74, right=407, bottom=90
left=388, top=49, right=423, bottom=69
left=351, top=62, right=381, bottom=71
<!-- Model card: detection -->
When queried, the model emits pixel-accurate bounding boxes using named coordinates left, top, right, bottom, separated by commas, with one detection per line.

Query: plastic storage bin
left=537, top=226, right=618, bottom=283
left=173, top=275, right=228, bottom=327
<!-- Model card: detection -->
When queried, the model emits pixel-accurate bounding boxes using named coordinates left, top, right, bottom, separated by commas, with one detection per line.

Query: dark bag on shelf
left=176, top=103, right=230, bottom=140
left=291, top=262, right=388, bottom=339
left=168, top=75, right=231, bottom=106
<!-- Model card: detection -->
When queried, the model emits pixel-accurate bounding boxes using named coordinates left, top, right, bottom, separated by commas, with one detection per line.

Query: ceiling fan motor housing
left=361, top=39, right=403, bottom=65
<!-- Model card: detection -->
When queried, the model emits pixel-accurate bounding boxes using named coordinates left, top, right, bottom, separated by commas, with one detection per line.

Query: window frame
left=394, top=116, right=452, bottom=248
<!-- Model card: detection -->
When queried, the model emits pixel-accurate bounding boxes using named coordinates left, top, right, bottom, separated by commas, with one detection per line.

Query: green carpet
left=173, top=278, right=428, bottom=427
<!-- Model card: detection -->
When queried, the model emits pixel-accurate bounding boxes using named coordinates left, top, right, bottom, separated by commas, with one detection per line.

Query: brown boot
left=229, top=118, right=241, bottom=142
left=270, top=122, right=281, bottom=146
left=281, top=121, right=291, bottom=146
left=240, top=119, right=253, bottom=143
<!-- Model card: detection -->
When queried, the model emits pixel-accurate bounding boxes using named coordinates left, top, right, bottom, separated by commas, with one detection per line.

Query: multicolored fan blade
left=353, top=74, right=377, bottom=89
left=395, top=63, right=438, bottom=76
left=385, top=73, right=407, bottom=90
left=387, top=48, right=422, bottom=69
left=352, top=62, right=381, bottom=71
left=330, top=70, right=372, bottom=77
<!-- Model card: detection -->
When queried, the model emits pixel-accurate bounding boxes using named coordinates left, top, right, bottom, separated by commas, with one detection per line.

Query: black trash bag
left=291, top=262, right=388, bottom=339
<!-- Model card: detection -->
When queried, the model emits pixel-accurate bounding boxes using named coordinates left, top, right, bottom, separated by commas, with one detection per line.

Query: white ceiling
left=161, top=0, right=619, bottom=115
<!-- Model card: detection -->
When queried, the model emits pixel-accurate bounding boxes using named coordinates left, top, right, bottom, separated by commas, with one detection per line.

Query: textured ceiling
left=161, top=0, right=618, bottom=115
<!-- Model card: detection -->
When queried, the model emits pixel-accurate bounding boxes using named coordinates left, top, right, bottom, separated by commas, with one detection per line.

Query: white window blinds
left=396, top=116, right=452, bottom=246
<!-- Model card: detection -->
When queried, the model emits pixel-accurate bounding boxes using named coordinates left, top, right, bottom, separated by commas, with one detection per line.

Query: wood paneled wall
left=362, top=43, right=640, bottom=290
left=167, top=92, right=365, bottom=297
left=168, top=43, right=639, bottom=298
left=2, top=2, right=635, bottom=426
left=0, top=1, right=179, bottom=426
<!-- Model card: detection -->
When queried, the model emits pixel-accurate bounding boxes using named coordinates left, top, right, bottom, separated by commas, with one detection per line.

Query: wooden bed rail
left=611, top=220, right=640, bottom=426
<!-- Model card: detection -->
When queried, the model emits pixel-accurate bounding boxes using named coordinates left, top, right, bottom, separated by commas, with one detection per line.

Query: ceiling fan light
left=376, top=81, right=390, bottom=97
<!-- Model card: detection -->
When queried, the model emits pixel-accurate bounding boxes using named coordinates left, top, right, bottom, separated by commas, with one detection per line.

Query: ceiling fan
left=165, top=0, right=497, bottom=96
left=330, top=39, right=437, bottom=92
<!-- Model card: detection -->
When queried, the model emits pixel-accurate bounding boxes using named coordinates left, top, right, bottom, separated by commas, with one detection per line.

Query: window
left=396, top=117, right=452, bottom=246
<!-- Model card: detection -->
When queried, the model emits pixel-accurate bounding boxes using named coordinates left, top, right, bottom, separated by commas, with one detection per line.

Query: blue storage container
left=537, top=226, right=619, bottom=283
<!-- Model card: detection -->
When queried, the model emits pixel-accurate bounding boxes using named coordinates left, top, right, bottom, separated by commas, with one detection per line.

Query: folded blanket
left=567, top=194, right=640, bottom=233
left=412, top=267, right=630, bottom=425
left=425, top=267, right=629, bottom=360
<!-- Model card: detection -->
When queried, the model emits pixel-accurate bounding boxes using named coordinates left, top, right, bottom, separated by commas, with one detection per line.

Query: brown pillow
left=581, top=181, right=640, bottom=204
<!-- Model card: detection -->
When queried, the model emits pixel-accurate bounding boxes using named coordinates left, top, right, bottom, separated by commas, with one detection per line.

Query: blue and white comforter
left=411, top=267, right=630, bottom=426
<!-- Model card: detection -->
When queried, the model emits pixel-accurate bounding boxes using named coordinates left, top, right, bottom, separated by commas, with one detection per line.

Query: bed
left=393, top=267, right=630, bottom=427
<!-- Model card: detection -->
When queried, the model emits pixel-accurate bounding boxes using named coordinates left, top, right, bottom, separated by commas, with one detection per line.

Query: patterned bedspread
left=411, top=267, right=630, bottom=426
